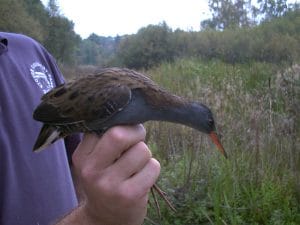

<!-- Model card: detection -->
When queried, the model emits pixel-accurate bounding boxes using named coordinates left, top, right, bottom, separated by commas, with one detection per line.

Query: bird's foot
left=150, top=183, right=176, bottom=218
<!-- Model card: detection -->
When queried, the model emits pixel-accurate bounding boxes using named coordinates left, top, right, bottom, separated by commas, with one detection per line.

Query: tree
left=44, top=0, right=80, bottom=64
left=117, top=22, right=174, bottom=69
left=47, top=0, right=60, bottom=17
left=257, top=0, right=289, bottom=20
left=201, top=0, right=253, bottom=30
left=0, top=0, right=45, bottom=41
left=23, top=0, right=49, bottom=24
left=78, top=34, right=118, bottom=66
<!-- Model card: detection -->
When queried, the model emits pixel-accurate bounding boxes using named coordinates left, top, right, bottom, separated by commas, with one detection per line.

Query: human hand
left=71, top=125, right=160, bottom=225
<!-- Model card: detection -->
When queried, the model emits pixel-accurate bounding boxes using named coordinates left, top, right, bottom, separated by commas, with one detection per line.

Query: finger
left=107, top=142, right=152, bottom=182
left=78, top=133, right=99, bottom=153
left=121, top=158, right=161, bottom=198
left=98, top=124, right=146, bottom=155
left=72, top=133, right=99, bottom=166
left=85, top=124, right=146, bottom=171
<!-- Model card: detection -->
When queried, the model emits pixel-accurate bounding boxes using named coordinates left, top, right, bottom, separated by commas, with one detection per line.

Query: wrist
left=55, top=202, right=101, bottom=225
left=79, top=202, right=100, bottom=225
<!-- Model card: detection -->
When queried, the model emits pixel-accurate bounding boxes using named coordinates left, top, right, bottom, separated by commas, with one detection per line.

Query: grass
left=142, top=58, right=300, bottom=224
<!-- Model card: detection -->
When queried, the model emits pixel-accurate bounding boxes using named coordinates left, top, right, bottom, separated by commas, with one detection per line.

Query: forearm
left=55, top=203, right=98, bottom=225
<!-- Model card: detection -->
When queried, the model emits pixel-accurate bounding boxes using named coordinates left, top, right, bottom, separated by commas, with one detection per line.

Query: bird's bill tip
left=209, top=131, right=227, bottom=158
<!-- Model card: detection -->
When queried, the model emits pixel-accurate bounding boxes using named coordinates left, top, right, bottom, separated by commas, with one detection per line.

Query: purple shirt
left=0, top=32, right=78, bottom=225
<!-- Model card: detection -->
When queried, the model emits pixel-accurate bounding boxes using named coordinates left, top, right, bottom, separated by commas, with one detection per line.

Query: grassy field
left=141, top=59, right=300, bottom=225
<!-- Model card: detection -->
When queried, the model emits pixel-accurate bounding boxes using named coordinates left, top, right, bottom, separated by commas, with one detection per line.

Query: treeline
left=0, top=0, right=80, bottom=64
left=1, top=0, right=299, bottom=68
left=81, top=10, right=300, bottom=69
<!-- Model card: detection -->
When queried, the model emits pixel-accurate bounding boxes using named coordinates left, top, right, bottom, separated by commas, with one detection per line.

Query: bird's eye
left=208, top=119, right=214, bottom=127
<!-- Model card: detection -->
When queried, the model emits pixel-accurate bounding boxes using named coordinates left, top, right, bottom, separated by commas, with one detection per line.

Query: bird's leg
left=144, top=216, right=161, bottom=225
left=148, top=184, right=176, bottom=223
left=152, top=183, right=177, bottom=212
left=150, top=186, right=161, bottom=218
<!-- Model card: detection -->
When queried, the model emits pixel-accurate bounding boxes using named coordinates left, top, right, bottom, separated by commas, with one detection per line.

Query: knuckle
left=150, top=158, right=161, bottom=174
left=71, top=143, right=84, bottom=166
left=135, top=142, right=152, bottom=158
left=137, top=124, right=146, bottom=138
left=79, top=164, right=96, bottom=181
left=118, top=184, right=138, bottom=202
left=97, top=175, right=115, bottom=194
left=71, top=150, right=79, bottom=165
left=107, top=126, right=127, bottom=144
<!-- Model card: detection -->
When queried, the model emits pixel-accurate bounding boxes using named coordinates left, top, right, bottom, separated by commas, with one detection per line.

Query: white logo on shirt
left=30, top=62, right=54, bottom=93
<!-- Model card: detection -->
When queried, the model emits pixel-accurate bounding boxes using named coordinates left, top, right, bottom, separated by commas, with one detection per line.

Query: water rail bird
left=33, top=67, right=227, bottom=213
left=33, top=67, right=226, bottom=157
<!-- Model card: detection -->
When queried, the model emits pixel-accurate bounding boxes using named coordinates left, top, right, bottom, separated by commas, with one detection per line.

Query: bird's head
left=190, top=102, right=227, bottom=158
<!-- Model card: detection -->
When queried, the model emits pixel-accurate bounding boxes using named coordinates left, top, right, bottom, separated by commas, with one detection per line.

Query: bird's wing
left=33, top=80, right=132, bottom=130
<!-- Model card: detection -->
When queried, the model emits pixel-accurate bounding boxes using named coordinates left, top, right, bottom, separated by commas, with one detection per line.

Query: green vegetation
left=77, top=8, right=300, bottom=68
left=1, top=1, right=299, bottom=67
left=1, top=0, right=299, bottom=224
left=144, top=59, right=300, bottom=224
left=0, top=0, right=80, bottom=64
left=118, top=9, right=300, bottom=68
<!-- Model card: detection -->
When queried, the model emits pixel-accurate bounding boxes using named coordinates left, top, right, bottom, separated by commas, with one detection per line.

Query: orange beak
left=209, top=131, right=227, bottom=158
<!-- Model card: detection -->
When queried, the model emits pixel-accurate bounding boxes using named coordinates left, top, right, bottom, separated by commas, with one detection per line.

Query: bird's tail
left=33, top=124, right=62, bottom=152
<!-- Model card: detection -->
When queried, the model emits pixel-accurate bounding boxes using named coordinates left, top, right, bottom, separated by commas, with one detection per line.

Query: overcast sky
left=41, top=0, right=211, bottom=38
left=41, top=0, right=299, bottom=38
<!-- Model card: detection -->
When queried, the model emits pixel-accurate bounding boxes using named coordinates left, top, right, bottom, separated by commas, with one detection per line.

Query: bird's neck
left=134, top=89, right=198, bottom=129
left=101, top=89, right=200, bottom=132
left=148, top=102, right=198, bottom=129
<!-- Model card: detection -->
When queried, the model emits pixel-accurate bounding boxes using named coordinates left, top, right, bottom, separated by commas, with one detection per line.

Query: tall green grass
left=144, top=59, right=300, bottom=224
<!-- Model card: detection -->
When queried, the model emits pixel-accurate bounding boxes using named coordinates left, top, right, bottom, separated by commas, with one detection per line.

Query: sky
left=41, top=0, right=211, bottom=38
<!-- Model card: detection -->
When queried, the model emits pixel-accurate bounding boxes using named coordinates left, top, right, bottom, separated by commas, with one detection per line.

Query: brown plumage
left=33, top=67, right=226, bottom=158
left=33, top=67, right=227, bottom=213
